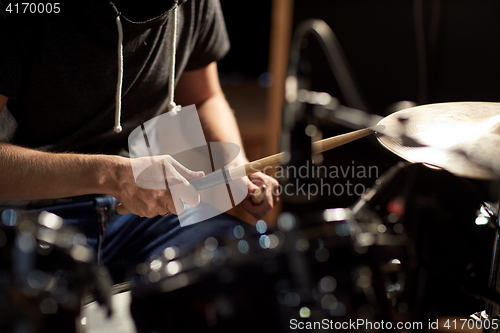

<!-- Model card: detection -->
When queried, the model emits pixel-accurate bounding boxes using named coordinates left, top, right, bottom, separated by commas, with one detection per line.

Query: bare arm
left=0, top=62, right=277, bottom=218
left=175, top=63, right=279, bottom=219
left=0, top=139, right=121, bottom=201
left=0, top=93, right=180, bottom=217
left=0, top=95, right=110, bottom=200
left=0, top=94, right=123, bottom=202
left=175, top=62, right=246, bottom=164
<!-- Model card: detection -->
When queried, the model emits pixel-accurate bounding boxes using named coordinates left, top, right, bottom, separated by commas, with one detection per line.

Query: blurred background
left=217, top=0, right=500, bottom=205
left=218, top=0, right=500, bottom=322
left=217, top=1, right=274, bottom=160
left=218, top=0, right=500, bottom=207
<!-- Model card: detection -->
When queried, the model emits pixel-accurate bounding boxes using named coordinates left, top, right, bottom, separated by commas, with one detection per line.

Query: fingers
left=128, top=155, right=285, bottom=218
left=119, top=154, right=206, bottom=217
left=271, top=183, right=280, bottom=206
left=248, top=173, right=280, bottom=204
left=116, top=191, right=172, bottom=218
left=251, top=184, right=267, bottom=204
left=243, top=172, right=280, bottom=219
left=157, top=206, right=171, bottom=216
left=174, top=181, right=200, bottom=207
left=162, top=159, right=201, bottom=212
left=116, top=204, right=129, bottom=215
left=246, top=178, right=261, bottom=193
left=243, top=193, right=272, bottom=219
left=247, top=174, right=265, bottom=187
left=164, top=155, right=205, bottom=180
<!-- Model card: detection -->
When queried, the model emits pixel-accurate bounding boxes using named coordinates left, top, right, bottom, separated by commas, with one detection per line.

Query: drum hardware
left=419, top=257, right=500, bottom=307
left=124, top=160, right=494, bottom=332
left=303, top=97, right=500, bottom=183
left=276, top=18, right=378, bottom=207
left=471, top=310, right=490, bottom=322
left=128, top=207, right=413, bottom=332
left=477, top=202, right=499, bottom=228
left=349, top=163, right=423, bottom=324
left=351, top=159, right=500, bottom=327
left=481, top=205, right=500, bottom=333
left=80, top=282, right=134, bottom=333
left=82, top=281, right=131, bottom=306
left=369, top=102, right=500, bottom=331
left=376, top=101, right=500, bottom=180
left=0, top=210, right=112, bottom=333
left=16, top=18, right=500, bottom=332
left=470, top=310, right=500, bottom=332
left=129, top=224, right=289, bottom=332
left=125, top=154, right=414, bottom=332
left=418, top=200, right=500, bottom=312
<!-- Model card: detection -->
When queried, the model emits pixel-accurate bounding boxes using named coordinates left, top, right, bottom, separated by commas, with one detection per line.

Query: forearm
left=174, top=62, right=248, bottom=166
left=196, top=93, right=280, bottom=219
left=173, top=63, right=278, bottom=219
left=196, top=92, right=248, bottom=166
left=0, top=141, right=123, bottom=201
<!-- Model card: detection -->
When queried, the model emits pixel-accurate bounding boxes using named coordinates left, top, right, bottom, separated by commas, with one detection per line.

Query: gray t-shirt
left=0, top=0, right=230, bottom=155
left=0, top=0, right=230, bottom=208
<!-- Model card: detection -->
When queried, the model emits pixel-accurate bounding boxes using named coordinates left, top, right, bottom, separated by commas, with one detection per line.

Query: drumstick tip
left=369, top=124, right=385, bottom=133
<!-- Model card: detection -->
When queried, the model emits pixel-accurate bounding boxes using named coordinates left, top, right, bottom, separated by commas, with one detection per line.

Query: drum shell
left=0, top=211, right=110, bottom=333
left=130, top=217, right=412, bottom=333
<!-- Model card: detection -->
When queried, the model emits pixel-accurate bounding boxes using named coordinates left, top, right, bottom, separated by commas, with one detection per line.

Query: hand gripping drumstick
left=116, top=127, right=376, bottom=215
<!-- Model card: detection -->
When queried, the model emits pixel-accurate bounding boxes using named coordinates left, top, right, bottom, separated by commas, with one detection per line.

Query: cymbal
left=376, top=102, right=500, bottom=180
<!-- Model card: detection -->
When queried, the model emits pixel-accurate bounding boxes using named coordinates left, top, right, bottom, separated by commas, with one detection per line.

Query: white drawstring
left=114, top=4, right=179, bottom=134
left=168, top=5, right=179, bottom=113
left=114, top=14, right=124, bottom=133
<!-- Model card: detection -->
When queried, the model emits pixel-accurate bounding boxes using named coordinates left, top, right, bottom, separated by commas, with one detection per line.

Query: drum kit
left=3, top=17, right=500, bottom=333
left=121, top=101, right=500, bottom=333
left=1, top=101, right=500, bottom=332
left=0, top=210, right=112, bottom=332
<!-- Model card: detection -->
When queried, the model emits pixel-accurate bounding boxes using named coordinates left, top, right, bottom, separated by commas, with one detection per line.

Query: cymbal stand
left=471, top=199, right=500, bottom=333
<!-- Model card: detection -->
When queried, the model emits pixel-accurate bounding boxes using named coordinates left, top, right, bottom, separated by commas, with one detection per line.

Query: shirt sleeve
left=184, top=0, right=230, bottom=71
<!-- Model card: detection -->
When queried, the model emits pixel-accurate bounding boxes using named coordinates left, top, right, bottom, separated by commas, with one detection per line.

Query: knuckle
left=146, top=202, right=156, bottom=213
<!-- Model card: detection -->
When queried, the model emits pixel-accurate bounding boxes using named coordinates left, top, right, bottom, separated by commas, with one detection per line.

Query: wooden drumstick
left=231, top=127, right=375, bottom=179
left=116, top=204, right=130, bottom=215
left=116, top=127, right=376, bottom=214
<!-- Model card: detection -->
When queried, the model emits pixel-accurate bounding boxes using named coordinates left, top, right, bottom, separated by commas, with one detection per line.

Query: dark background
left=219, top=0, right=500, bottom=108
left=219, top=0, right=500, bottom=320
left=218, top=2, right=272, bottom=80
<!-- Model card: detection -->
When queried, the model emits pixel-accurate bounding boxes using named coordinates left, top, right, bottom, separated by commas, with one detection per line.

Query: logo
left=128, top=105, right=247, bottom=226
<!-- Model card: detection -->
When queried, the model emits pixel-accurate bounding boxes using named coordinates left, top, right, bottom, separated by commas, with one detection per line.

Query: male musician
left=0, top=0, right=278, bottom=281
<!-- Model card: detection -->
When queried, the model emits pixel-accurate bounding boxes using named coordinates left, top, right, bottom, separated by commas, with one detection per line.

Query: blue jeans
left=2, top=196, right=250, bottom=283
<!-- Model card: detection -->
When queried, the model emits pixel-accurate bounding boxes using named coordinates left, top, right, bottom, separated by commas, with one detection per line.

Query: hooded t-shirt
left=0, top=0, right=229, bottom=154
left=0, top=0, right=230, bottom=208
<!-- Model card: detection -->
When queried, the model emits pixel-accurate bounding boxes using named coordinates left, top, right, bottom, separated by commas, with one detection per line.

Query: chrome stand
left=475, top=202, right=500, bottom=333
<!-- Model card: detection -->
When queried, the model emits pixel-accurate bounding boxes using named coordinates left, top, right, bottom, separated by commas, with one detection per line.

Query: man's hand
left=112, top=155, right=205, bottom=218
left=175, top=63, right=280, bottom=220
left=242, top=172, right=280, bottom=220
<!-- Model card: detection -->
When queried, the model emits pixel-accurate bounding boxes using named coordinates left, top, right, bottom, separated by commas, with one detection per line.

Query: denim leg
left=0, top=201, right=102, bottom=254
left=101, top=205, right=252, bottom=282
left=94, top=197, right=119, bottom=266
left=2, top=197, right=252, bottom=283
